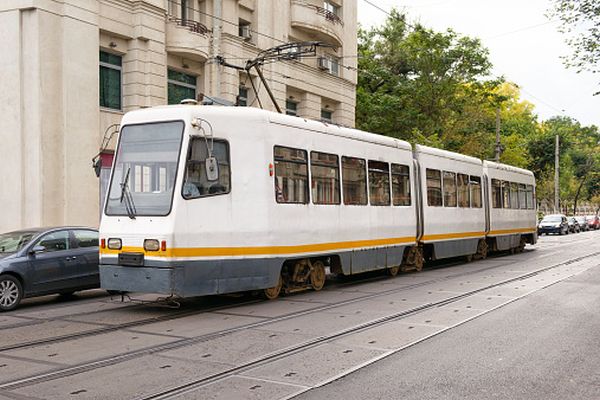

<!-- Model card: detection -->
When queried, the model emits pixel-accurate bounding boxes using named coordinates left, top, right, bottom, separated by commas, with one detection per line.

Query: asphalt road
left=0, top=232, right=598, bottom=400
left=296, top=260, right=600, bottom=400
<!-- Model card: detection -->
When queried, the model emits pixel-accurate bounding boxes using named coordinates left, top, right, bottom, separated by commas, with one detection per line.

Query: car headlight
left=555, top=224, right=561, bottom=228
left=107, top=238, right=122, bottom=250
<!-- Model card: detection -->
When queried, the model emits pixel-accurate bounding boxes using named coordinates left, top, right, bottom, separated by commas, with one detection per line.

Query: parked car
left=585, top=215, right=600, bottom=230
left=538, top=214, right=569, bottom=235
left=575, top=216, right=589, bottom=231
left=567, top=217, right=580, bottom=233
left=0, top=227, right=104, bottom=311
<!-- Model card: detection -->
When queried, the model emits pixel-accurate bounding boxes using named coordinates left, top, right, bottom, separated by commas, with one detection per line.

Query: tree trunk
left=573, top=176, right=587, bottom=215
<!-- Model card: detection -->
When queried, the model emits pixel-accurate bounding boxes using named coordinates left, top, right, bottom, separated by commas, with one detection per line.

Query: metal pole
left=555, top=134, right=560, bottom=213
left=494, top=107, right=501, bottom=162
left=254, top=64, right=282, bottom=113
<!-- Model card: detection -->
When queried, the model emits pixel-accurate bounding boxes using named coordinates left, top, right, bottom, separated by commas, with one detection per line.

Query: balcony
left=165, top=0, right=211, bottom=61
left=290, top=0, right=344, bottom=47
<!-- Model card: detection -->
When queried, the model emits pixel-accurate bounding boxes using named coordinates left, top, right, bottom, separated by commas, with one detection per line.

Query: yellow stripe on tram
left=421, top=231, right=486, bottom=241
left=100, top=236, right=417, bottom=258
left=488, top=228, right=536, bottom=235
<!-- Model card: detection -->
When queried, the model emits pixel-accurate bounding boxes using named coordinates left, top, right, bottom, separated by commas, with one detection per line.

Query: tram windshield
left=105, top=121, right=184, bottom=217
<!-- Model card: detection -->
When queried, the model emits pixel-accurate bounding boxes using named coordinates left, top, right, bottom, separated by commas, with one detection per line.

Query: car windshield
left=541, top=216, right=561, bottom=223
left=0, top=231, right=38, bottom=253
left=576, top=217, right=586, bottom=223
left=105, top=121, right=184, bottom=217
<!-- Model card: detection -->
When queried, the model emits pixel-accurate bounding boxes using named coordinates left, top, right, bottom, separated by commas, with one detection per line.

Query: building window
left=391, top=164, right=411, bottom=206
left=319, top=56, right=340, bottom=76
left=426, top=169, right=442, bottom=207
left=286, top=100, right=298, bottom=116
left=274, top=146, right=309, bottom=204
left=368, top=160, right=390, bottom=206
left=99, top=51, right=122, bottom=110
left=239, top=20, right=252, bottom=40
left=238, top=86, right=248, bottom=106
left=311, top=151, right=340, bottom=205
left=321, top=109, right=332, bottom=123
left=168, top=69, right=196, bottom=105
left=324, top=1, right=340, bottom=16
left=342, top=156, right=367, bottom=205
left=443, top=171, right=457, bottom=207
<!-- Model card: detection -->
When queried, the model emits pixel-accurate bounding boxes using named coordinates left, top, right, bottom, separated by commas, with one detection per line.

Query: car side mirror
left=29, top=245, right=46, bottom=255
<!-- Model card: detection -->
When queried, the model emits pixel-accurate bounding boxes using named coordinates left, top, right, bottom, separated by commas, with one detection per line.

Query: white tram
left=99, top=106, right=537, bottom=299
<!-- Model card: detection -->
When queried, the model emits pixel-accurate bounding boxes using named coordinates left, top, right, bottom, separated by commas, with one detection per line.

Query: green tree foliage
left=550, top=0, right=600, bottom=92
left=357, top=10, right=600, bottom=212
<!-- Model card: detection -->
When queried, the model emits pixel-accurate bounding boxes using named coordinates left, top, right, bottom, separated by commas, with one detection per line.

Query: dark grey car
left=0, top=227, right=101, bottom=311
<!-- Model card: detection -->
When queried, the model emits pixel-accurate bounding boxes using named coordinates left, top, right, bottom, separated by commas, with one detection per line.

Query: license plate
left=118, top=252, right=144, bottom=266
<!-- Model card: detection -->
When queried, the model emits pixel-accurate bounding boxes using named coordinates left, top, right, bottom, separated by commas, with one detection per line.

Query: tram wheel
left=310, top=260, right=326, bottom=291
left=263, top=275, right=283, bottom=300
left=387, top=265, right=400, bottom=277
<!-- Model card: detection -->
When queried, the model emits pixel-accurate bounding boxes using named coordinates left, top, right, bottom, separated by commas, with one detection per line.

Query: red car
left=585, top=215, right=600, bottom=230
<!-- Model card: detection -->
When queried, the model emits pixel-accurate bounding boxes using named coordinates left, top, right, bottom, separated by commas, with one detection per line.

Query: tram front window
left=105, top=121, right=184, bottom=216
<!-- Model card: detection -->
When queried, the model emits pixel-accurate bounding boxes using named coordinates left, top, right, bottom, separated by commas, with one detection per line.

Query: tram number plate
left=118, top=252, right=144, bottom=266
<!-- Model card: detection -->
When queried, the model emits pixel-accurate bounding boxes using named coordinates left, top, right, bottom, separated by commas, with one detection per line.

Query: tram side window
left=510, top=182, right=519, bottom=209
left=368, top=161, right=390, bottom=206
left=311, top=151, right=340, bottom=205
left=183, top=139, right=230, bottom=199
left=274, top=146, right=309, bottom=204
left=518, top=184, right=527, bottom=209
left=492, top=179, right=502, bottom=208
left=342, top=156, right=368, bottom=205
left=443, top=171, right=457, bottom=207
left=426, top=169, right=442, bottom=207
left=502, top=181, right=511, bottom=208
left=470, top=176, right=482, bottom=208
left=526, top=184, right=535, bottom=209
left=391, top=164, right=411, bottom=206
left=457, top=173, right=469, bottom=208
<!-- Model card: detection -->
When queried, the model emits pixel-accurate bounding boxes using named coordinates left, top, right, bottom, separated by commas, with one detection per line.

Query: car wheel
left=0, top=275, right=24, bottom=312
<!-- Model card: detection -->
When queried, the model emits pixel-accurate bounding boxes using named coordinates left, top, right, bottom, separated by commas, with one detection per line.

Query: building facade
left=0, top=0, right=357, bottom=232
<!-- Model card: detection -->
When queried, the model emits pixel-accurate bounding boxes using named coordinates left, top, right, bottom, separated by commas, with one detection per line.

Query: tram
left=99, top=106, right=537, bottom=299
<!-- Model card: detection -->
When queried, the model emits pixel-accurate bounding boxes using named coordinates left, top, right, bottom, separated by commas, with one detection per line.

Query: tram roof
left=415, top=144, right=483, bottom=166
left=120, top=105, right=412, bottom=151
left=483, top=160, right=535, bottom=177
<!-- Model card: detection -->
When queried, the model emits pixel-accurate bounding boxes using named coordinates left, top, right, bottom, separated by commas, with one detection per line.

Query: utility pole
left=555, top=134, right=560, bottom=213
left=494, top=107, right=501, bottom=162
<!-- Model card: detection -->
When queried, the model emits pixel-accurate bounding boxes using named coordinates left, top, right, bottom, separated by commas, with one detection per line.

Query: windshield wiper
left=120, top=168, right=137, bottom=219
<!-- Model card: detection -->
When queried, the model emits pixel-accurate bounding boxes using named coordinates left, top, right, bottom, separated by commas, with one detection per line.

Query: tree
left=550, top=0, right=600, bottom=93
left=356, top=10, right=494, bottom=151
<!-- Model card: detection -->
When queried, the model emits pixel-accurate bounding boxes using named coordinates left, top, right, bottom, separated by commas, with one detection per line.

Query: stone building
left=0, top=0, right=357, bottom=232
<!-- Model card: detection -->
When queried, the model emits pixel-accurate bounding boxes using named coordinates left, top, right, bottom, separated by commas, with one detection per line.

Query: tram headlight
left=107, top=238, right=122, bottom=250
left=144, top=239, right=160, bottom=252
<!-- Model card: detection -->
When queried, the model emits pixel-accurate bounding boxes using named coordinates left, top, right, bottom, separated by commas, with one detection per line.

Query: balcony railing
left=167, top=0, right=210, bottom=35
left=315, top=6, right=343, bottom=25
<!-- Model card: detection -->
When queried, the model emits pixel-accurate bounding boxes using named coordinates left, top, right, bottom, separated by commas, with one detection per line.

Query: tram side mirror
left=205, top=157, right=219, bottom=182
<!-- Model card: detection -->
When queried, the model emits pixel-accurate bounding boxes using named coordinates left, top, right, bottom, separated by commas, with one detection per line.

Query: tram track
left=0, top=246, right=597, bottom=394
left=0, top=235, right=590, bottom=353
left=136, top=249, right=600, bottom=400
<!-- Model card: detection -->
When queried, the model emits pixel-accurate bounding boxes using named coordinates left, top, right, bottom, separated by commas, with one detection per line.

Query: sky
left=356, top=0, right=600, bottom=128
